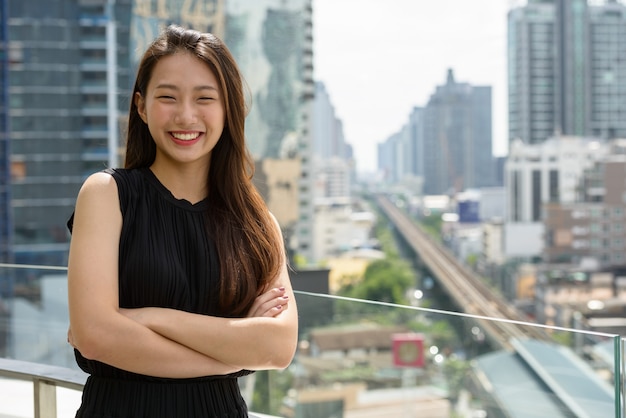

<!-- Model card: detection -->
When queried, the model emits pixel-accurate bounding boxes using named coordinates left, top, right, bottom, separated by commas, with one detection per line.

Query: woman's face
left=135, top=51, right=225, bottom=171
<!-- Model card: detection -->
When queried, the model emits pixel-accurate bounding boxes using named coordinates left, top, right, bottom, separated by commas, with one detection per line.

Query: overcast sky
left=313, top=0, right=511, bottom=173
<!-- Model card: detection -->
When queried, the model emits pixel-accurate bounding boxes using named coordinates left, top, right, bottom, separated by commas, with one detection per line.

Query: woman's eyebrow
left=154, top=84, right=218, bottom=92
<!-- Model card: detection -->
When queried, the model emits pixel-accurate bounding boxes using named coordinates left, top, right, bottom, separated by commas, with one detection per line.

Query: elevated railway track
left=376, top=194, right=552, bottom=350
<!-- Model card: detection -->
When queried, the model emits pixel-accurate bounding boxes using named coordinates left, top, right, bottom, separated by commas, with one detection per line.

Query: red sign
left=392, top=333, right=425, bottom=368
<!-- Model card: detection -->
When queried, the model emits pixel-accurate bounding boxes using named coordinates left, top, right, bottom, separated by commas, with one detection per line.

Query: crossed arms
left=67, top=172, right=298, bottom=378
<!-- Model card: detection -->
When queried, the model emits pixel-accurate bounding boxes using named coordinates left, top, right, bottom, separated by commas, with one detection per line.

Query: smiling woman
left=66, top=25, right=298, bottom=418
left=134, top=51, right=225, bottom=181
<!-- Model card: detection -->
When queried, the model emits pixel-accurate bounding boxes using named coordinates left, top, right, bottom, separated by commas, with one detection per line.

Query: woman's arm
left=67, top=172, right=238, bottom=378
left=122, top=216, right=299, bottom=371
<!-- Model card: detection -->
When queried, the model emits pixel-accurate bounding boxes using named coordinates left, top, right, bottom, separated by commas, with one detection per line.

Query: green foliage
left=340, top=258, right=414, bottom=305
left=465, top=253, right=478, bottom=268
left=419, top=213, right=443, bottom=241
left=441, top=356, right=471, bottom=401
left=250, top=369, right=294, bottom=415
left=320, top=364, right=376, bottom=383
left=408, top=319, right=457, bottom=349
left=374, top=220, right=400, bottom=258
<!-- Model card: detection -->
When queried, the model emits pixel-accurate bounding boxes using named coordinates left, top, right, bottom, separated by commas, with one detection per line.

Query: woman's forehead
left=148, top=52, right=219, bottom=89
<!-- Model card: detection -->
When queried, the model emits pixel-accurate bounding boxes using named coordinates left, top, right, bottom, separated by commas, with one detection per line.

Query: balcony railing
left=0, top=358, right=86, bottom=418
left=0, top=263, right=624, bottom=417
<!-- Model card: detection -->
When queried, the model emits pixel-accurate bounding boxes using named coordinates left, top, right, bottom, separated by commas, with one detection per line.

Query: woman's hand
left=246, top=287, right=289, bottom=318
left=117, top=286, right=289, bottom=327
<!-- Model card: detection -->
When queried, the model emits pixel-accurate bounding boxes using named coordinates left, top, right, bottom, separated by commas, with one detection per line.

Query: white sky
left=313, top=0, right=511, bottom=173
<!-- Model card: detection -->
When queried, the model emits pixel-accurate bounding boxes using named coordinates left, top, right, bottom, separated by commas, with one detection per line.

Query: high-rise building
left=311, top=81, right=353, bottom=203
left=544, top=140, right=626, bottom=269
left=422, top=69, right=494, bottom=195
left=0, top=1, right=10, bottom=266
left=130, top=0, right=225, bottom=66
left=377, top=106, right=424, bottom=187
left=504, top=135, right=609, bottom=258
left=3, top=0, right=313, bottom=268
left=313, top=81, right=347, bottom=160
left=508, top=0, right=626, bottom=145
left=378, top=69, right=493, bottom=195
left=7, top=0, right=132, bottom=268
left=225, top=0, right=315, bottom=264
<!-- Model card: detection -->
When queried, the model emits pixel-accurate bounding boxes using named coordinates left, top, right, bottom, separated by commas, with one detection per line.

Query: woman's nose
left=174, top=102, right=198, bottom=125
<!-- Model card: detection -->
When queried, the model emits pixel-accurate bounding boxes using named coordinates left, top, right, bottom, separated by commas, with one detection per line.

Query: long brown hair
left=125, top=25, right=282, bottom=316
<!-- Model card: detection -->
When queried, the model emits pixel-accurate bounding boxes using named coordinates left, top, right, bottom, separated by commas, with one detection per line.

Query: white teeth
left=171, top=132, right=200, bottom=141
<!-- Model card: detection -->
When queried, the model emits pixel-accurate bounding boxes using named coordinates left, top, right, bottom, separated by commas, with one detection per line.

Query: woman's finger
left=247, top=288, right=288, bottom=318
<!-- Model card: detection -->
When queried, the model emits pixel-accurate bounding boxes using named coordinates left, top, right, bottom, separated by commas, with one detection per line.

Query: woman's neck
left=149, top=162, right=209, bottom=204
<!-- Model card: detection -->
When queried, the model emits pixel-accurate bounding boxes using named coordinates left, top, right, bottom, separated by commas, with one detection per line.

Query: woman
left=67, top=25, right=298, bottom=417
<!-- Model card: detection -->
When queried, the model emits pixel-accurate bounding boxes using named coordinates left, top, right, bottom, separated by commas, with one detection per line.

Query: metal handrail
left=0, top=358, right=280, bottom=418
left=0, top=357, right=87, bottom=418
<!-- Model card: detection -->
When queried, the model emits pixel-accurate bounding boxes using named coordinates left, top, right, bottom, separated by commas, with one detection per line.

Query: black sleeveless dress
left=67, top=167, right=251, bottom=417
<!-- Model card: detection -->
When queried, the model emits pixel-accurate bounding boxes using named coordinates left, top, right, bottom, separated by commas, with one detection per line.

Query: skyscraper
left=2, top=0, right=313, bottom=270
left=225, top=0, right=314, bottom=263
left=508, top=0, right=626, bottom=145
left=7, top=0, right=131, bottom=267
left=0, top=0, right=10, bottom=266
left=422, top=69, right=493, bottom=195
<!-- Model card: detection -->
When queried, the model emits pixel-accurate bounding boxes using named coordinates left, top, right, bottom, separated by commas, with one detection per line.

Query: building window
left=590, top=208, right=602, bottom=218
left=532, top=170, right=541, bottom=221
left=512, top=170, right=521, bottom=222
left=549, top=169, right=559, bottom=202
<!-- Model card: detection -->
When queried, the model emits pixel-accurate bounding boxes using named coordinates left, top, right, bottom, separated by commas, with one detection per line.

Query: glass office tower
left=7, top=0, right=132, bottom=268
left=508, top=0, right=626, bottom=145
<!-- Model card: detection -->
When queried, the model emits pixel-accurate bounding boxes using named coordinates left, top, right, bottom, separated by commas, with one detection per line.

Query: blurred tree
left=339, top=258, right=414, bottom=305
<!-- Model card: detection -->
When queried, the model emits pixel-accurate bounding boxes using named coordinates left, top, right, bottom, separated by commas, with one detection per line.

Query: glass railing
left=0, top=263, right=624, bottom=417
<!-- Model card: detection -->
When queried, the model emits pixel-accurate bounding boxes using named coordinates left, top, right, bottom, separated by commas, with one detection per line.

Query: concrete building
left=544, top=143, right=626, bottom=269
left=312, top=197, right=375, bottom=263
left=504, top=135, right=609, bottom=258
left=508, top=0, right=626, bottom=145
left=253, top=157, right=301, bottom=261
left=482, top=219, right=505, bottom=266
left=313, top=156, right=351, bottom=199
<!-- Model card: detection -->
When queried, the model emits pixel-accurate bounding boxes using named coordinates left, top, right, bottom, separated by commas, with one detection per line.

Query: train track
left=376, top=194, right=551, bottom=350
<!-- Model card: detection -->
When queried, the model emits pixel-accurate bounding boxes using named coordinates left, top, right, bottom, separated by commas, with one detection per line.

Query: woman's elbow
left=71, top=333, right=101, bottom=360
left=267, top=328, right=298, bottom=369
left=272, top=349, right=296, bottom=370
left=70, top=324, right=112, bottom=361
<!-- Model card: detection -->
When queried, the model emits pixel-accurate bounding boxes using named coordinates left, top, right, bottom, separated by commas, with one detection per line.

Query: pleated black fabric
left=68, top=167, right=252, bottom=417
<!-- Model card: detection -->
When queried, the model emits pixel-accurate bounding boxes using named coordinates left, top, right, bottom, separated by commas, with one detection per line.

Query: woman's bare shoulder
left=74, top=171, right=121, bottom=214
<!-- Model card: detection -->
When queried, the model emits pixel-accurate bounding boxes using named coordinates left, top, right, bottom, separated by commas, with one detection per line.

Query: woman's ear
left=135, top=92, right=147, bottom=123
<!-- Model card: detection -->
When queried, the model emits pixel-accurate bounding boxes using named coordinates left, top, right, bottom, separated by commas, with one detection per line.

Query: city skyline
left=313, top=0, right=510, bottom=174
